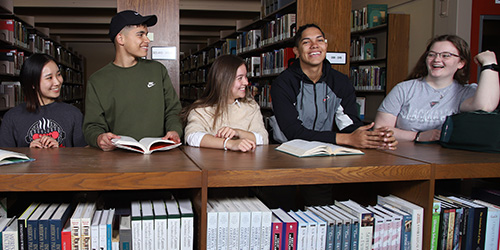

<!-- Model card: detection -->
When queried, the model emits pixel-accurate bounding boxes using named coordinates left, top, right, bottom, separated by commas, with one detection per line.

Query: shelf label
left=326, top=52, right=347, bottom=65
left=151, top=46, right=177, bottom=60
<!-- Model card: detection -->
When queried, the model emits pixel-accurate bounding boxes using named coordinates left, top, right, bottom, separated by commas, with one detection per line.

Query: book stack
left=350, top=4, right=388, bottom=32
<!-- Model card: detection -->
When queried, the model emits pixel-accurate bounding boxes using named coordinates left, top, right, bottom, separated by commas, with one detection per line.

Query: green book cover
left=430, top=199, right=441, bottom=250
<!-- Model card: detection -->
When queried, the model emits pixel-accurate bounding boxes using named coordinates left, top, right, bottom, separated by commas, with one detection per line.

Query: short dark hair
left=20, top=53, right=57, bottom=113
left=294, top=23, right=325, bottom=47
left=407, top=34, right=471, bottom=85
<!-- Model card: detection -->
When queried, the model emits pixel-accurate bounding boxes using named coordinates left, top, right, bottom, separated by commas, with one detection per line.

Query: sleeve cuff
left=252, top=132, right=264, bottom=145
left=186, top=132, right=207, bottom=147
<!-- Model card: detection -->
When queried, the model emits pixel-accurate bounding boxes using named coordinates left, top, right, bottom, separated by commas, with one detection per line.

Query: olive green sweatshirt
left=83, top=59, right=183, bottom=148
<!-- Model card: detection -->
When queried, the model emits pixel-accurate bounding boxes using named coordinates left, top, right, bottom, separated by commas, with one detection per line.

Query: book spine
left=430, top=201, right=441, bottom=250
left=3, top=229, right=19, bottom=250
left=154, top=218, right=167, bottom=250
left=132, top=220, right=142, bottom=250
left=50, top=221, right=60, bottom=250
left=61, top=230, right=71, bottom=250
left=333, top=224, right=342, bottom=250
left=342, top=222, right=351, bottom=250
left=27, top=220, right=37, bottom=250
left=446, top=209, right=456, bottom=250
left=206, top=210, right=217, bottom=250
left=180, top=216, right=193, bottom=250
left=17, top=219, right=27, bottom=250
left=39, top=219, right=50, bottom=250
left=271, top=221, right=282, bottom=250
left=283, top=222, right=296, bottom=250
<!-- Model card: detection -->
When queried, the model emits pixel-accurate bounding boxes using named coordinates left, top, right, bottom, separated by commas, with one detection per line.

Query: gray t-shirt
left=378, top=78, right=477, bottom=131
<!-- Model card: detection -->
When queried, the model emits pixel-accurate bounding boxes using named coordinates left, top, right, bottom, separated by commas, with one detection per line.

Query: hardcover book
left=275, top=139, right=364, bottom=157
left=111, top=136, right=181, bottom=154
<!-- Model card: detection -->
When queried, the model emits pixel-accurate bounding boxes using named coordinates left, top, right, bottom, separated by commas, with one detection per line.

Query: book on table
left=111, top=136, right=181, bottom=154
left=0, top=149, right=34, bottom=166
left=275, top=139, right=364, bottom=157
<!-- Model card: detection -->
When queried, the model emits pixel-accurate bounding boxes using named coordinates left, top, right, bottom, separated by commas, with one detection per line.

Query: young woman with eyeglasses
left=374, top=35, right=499, bottom=142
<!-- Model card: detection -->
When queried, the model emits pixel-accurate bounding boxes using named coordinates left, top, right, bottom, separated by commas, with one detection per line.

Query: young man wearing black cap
left=83, top=10, right=183, bottom=151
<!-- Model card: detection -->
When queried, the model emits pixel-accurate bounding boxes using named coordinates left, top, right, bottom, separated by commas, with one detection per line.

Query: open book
left=0, top=149, right=35, bottom=166
left=275, top=139, right=364, bottom=157
left=111, top=136, right=182, bottom=155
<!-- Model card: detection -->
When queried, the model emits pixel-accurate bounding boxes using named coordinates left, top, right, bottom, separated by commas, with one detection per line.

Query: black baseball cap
left=109, top=10, right=158, bottom=42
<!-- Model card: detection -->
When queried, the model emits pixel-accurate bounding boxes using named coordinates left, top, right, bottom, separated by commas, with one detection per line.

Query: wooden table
left=0, top=147, right=202, bottom=191
left=384, top=141, right=500, bottom=179
left=182, top=145, right=431, bottom=187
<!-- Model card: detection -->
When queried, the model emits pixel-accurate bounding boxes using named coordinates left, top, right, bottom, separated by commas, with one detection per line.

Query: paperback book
left=111, top=136, right=181, bottom=154
left=0, top=149, right=34, bottom=166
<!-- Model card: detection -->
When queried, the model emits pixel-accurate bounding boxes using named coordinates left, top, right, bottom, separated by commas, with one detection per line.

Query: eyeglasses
left=427, top=51, right=460, bottom=59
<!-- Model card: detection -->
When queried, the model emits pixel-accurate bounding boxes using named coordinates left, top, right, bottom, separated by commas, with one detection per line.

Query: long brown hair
left=407, top=34, right=470, bottom=85
left=182, top=54, right=252, bottom=128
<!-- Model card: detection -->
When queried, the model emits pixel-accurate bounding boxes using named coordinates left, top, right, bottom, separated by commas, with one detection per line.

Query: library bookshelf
left=350, top=13, right=410, bottom=122
left=0, top=2, right=86, bottom=114
left=1, top=143, right=500, bottom=249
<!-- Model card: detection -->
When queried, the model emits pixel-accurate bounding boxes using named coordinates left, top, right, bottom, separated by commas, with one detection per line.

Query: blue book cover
left=38, top=203, right=60, bottom=250
left=106, top=209, right=115, bottom=250
left=49, top=203, right=71, bottom=250
left=324, top=205, right=352, bottom=250
left=27, top=203, right=50, bottom=250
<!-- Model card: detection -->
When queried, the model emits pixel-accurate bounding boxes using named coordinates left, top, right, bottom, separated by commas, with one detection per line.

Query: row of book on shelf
left=206, top=195, right=424, bottom=250
left=180, top=13, right=296, bottom=73
left=261, top=0, right=295, bottom=17
left=351, top=4, right=388, bottom=32
left=431, top=190, right=500, bottom=250
left=0, top=196, right=194, bottom=250
left=0, top=81, right=84, bottom=109
left=181, top=47, right=295, bottom=86
left=0, top=19, right=83, bottom=75
left=207, top=190, right=500, bottom=250
left=350, top=37, right=377, bottom=62
left=236, top=13, right=296, bottom=54
left=349, top=65, right=386, bottom=91
left=0, top=50, right=83, bottom=83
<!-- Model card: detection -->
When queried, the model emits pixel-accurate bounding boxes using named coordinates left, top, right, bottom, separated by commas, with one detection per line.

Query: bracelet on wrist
left=414, top=131, right=421, bottom=142
left=480, top=64, right=499, bottom=72
left=223, top=137, right=230, bottom=151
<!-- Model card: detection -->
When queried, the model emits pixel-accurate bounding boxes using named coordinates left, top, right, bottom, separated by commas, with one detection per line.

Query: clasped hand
left=347, top=123, right=398, bottom=150
left=216, top=126, right=256, bottom=152
left=30, top=135, right=59, bottom=148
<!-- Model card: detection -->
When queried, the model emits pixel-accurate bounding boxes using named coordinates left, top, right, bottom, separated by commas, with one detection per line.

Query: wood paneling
left=118, top=0, right=181, bottom=95
left=297, top=0, right=351, bottom=74
left=386, top=14, right=410, bottom=93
